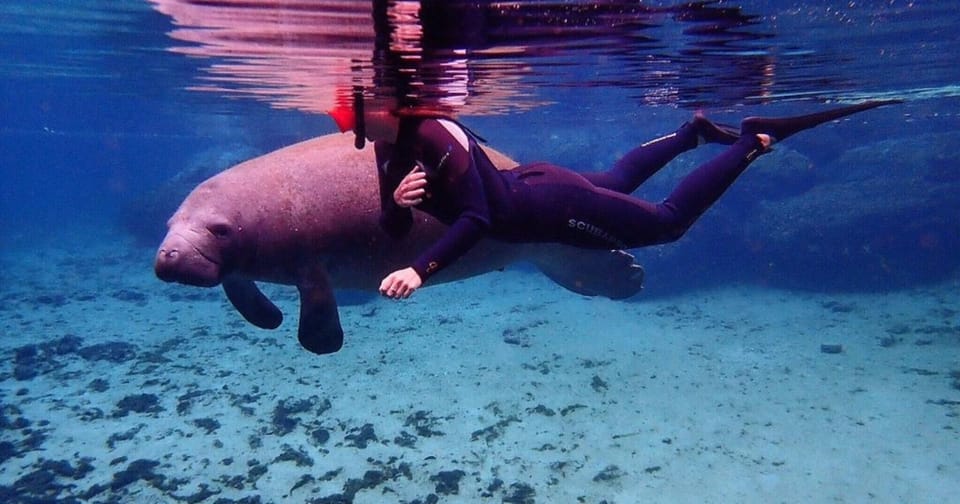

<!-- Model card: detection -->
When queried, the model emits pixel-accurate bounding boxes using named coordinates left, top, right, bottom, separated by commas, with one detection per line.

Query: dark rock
left=78, top=342, right=138, bottom=363
left=13, top=364, right=37, bottom=381
left=271, top=396, right=327, bottom=436
left=404, top=410, right=445, bottom=437
left=213, top=497, right=263, bottom=504
left=820, top=344, right=843, bottom=354
left=878, top=336, right=900, bottom=348
left=114, top=394, right=163, bottom=417
left=88, top=378, right=109, bottom=392
left=173, top=483, right=220, bottom=503
left=527, top=404, right=556, bottom=417
left=323, top=460, right=411, bottom=502
left=0, top=405, right=16, bottom=430
left=318, top=468, right=342, bottom=482
left=274, top=445, right=314, bottom=467
left=591, top=375, right=608, bottom=392
left=12, top=344, right=42, bottom=381
left=218, top=474, right=245, bottom=490
left=430, top=469, right=465, bottom=495
left=41, top=457, right=95, bottom=479
left=345, top=423, right=378, bottom=449
left=13, top=466, right=63, bottom=495
left=503, top=482, right=536, bottom=504
left=110, top=459, right=163, bottom=491
left=43, top=334, right=84, bottom=355
left=343, top=469, right=387, bottom=497
left=194, top=418, right=221, bottom=434
left=394, top=431, right=417, bottom=448
left=107, top=427, right=141, bottom=449
left=593, top=464, right=625, bottom=482
left=177, top=389, right=210, bottom=416
left=291, top=474, right=315, bottom=494
left=0, top=441, right=17, bottom=464
left=219, top=497, right=263, bottom=504
left=247, top=461, right=268, bottom=483
left=308, top=494, right=352, bottom=504
left=470, top=415, right=520, bottom=443
left=311, top=427, right=331, bottom=445
left=503, top=328, right=531, bottom=347
left=20, top=429, right=47, bottom=453
left=560, top=404, right=587, bottom=416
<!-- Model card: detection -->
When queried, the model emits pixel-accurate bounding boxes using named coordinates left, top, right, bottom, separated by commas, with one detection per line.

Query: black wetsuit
left=375, top=117, right=764, bottom=282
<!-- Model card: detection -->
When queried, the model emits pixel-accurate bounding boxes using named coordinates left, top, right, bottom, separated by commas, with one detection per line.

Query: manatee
left=155, top=133, right=644, bottom=354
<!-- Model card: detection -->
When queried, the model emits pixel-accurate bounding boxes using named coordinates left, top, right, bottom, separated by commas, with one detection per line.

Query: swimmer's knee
left=655, top=215, right=695, bottom=243
left=653, top=205, right=693, bottom=243
left=660, top=224, right=688, bottom=243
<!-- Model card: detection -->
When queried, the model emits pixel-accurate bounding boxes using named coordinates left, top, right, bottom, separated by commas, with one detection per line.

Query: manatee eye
left=208, top=223, right=233, bottom=239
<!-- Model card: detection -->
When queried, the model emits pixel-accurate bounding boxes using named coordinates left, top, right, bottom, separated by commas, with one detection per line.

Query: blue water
left=1, top=1, right=959, bottom=502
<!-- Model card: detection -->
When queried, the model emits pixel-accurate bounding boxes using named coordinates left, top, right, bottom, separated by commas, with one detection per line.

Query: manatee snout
left=155, top=231, right=221, bottom=287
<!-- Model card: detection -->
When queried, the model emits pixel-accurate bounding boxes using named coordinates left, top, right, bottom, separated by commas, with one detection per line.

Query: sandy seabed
left=1, top=228, right=958, bottom=504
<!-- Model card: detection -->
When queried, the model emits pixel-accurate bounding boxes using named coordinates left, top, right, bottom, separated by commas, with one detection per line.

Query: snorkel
left=352, top=87, right=366, bottom=150
left=328, top=86, right=367, bottom=150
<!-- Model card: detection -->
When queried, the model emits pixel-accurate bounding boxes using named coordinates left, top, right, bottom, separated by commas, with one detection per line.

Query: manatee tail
left=741, top=99, right=902, bottom=143
left=532, top=246, right=644, bottom=300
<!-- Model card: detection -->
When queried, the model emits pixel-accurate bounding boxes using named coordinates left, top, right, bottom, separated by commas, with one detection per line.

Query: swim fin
left=741, top=99, right=902, bottom=143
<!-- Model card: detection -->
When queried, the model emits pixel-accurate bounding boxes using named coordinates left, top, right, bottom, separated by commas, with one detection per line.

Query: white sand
left=1, top=227, right=958, bottom=503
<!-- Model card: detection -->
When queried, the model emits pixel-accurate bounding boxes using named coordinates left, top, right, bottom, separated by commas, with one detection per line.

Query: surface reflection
left=147, top=0, right=836, bottom=115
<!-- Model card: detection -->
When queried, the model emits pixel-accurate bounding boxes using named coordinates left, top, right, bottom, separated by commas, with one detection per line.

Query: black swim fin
left=741, top=99, right=902, bottom=143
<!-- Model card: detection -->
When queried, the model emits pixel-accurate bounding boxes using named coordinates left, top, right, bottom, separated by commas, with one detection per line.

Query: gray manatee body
left=155, top=133, right=644, bottom=354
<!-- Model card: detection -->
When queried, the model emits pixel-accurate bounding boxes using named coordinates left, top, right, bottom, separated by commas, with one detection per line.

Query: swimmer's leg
left=641, top=101, right=900, bottom=241
left=583, top=114, right=740, bottom=193
left=551, top=135, right=767, bottom=249
left=646, top=135, right=766, bottom=242
left=741, top=99, right=901, bottom=145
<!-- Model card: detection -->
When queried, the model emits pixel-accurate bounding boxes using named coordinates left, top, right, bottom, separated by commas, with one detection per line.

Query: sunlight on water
left=142, top=0, right=953, bottom=115
left=2, top=0, right=957, bottom=116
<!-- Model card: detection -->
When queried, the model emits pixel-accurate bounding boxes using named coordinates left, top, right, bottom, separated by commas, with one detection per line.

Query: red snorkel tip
left=328, top=106, right=356, bottom=133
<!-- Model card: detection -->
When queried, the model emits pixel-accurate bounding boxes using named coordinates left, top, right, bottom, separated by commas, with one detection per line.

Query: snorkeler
left=329, top=100, right=897, bottom=299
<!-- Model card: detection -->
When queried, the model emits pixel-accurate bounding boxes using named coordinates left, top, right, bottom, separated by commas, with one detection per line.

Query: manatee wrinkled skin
left=156, top=133, right=643, bottom=355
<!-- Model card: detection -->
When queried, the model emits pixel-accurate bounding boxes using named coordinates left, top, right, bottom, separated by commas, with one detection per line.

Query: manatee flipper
left=296, top=270, right=344, bottom=355
left=532, top=246, right=644, bottom=299
left=222, top=277, right=283, bottom=329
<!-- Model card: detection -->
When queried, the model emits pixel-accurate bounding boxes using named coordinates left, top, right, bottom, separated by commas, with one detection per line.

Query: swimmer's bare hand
left=394, top=166, right=430, bottom=207
left=379, top=267, right=422, bottom=299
